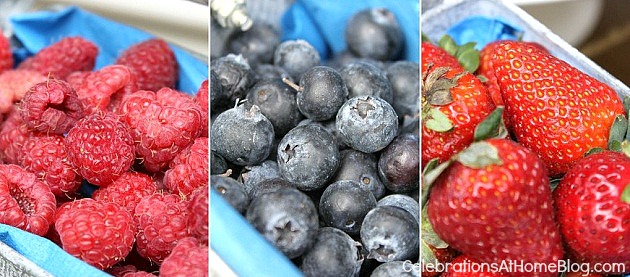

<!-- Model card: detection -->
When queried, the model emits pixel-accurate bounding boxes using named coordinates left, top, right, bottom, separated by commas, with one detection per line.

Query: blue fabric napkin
left=445, top=16, right=523, bottom=50
left=9, top=6, right=208, bottom=95
left=280, top=0, right=419, bottom=62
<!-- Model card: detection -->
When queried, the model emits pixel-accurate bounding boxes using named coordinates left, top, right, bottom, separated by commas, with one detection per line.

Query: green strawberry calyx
left=421, top=65, right=458, bottom=132
left=438, top=35, right=480, bottom=73
left=474, top=106, right=508, bottom=141
left=622, top=184, right=630, bottom=204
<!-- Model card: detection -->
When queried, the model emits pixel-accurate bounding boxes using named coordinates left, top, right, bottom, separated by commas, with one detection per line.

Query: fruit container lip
left=422, top=0, right=630, bottom=98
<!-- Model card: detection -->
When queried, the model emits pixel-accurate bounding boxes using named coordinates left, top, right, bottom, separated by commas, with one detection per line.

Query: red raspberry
left=75, top=65, right=137, bottom=111
left=20, top=79, right=85, bottom=134
left=18, top=37, right=98, bottom=80
left=19, top=134, right=82, bottom=199
left=195, top=79, right=208, bottom=137
left=65, top=71, right=91, bottom=91
left=93, top=171, right=157, bottom=216
left=55, top=198, right=135, bottom=270
left=187, top=185, right=208, bottom=245
left=65, top=112, right=135, bottom=186
left=108, top=265, right=157, bottom=277
left=120, top=88, right=203, bottom=172
left=164, top=137, right=208, bottom=197
left=0, top=164, right=56, bottom=236
left=0, top=31, right=13, bottom=74
left=0, top=70, right=47, bottom=113
left=134, top=192, right=189, bottom=264
left=159, top=237, right=208, bottom=277
left=115, top=39, right=178, bottom=92
left=0, top=109, right=36, bottom=164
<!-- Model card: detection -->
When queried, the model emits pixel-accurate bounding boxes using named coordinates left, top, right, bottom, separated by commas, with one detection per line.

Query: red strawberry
left=195, top=79, right=209, bottom=137
left=159, top=237, right=208, bottom=277
left=0, top=69, right=47, bottom=113
left=92, top=171, right=157, bottom=216
left=0, top=30, right=13, bottom=74
left=119, top=87, right=203, bottom=172
left=491, top=40, right=625, bottom=177
left=55, top=198, right=135, bottom=270
left=20, top=78, right=85, bottom=134
left=421, top=42, right=495, bottom=166
left=442, top=255, right=508, bottom=277
left=18, top=37, right=98, bottom=80
left=75, top=65, right=137, bottom=111
left=554, top=151, right=630, bottom=273
left=0, top=164, right=56, bottom=236
left=427, top=139, right=563, bottom=277
left=0, top=108, right=37, bottom=164
left=19, top=134, right=82, bottom=200
left=187, top=185, right=208, bottom=245
left=164, top=137, right=208, bottom=197
left=65, top=111, right=136, bottom=186
left=134, top=192, right=189, bottom=264
left=115, top=39, right=178, bottom=92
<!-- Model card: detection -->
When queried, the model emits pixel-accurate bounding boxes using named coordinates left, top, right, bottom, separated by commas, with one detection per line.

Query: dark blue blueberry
left=227, top=22, right=280, bottom=66
left=254, top=64, right=293, bottom=83
left=386, top=61, right=420, bottom=118
left=336, top=96, right=398, bottom=153
left=377, top=194, right=420, bottom=224
left=273, top=40, right=320, bottom=81
left=211, top=175, right=249, bottom=214
left=287, top=66, right=348, bottom=122
left=371, top=261, right=420, bottom=277
left=360, top=206, right=419, bottom=262
left=332, top=149, right=386, bottom=199
left=210, top=150, right=228, bottom=175
left=238, top=160, right=280, bottom=196
left=245, top=79, right=302, bottom=137
left=378, top=134, right=419, bottom=193
left=344, top=8, right=403, bottom=61
left=210, top=54, right=257, bottom=113
left=319, top=180, right=377, bottom=236
left=248, top=177, right=295, bottom=200
left=300, top=227, right=363, bottom=277
left=340, top=61, right=393, bottom=104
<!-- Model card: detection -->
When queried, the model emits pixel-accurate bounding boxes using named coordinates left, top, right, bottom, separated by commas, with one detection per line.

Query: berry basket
left=0, top=3, right=208, bottom=277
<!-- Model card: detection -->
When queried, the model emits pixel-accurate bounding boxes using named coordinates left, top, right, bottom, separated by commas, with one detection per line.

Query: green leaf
left=425, top=108, right=453, bottom=132
left=474, top=107, right=506, bottom=141
left=585, top=147, right=604, bottom=156
left=421, top=206, right=448, bottom=248
left=421, top=240, right=438, bottom=266
left=422, top=158, right=440, bottom=176
left=456, top=141, right=503, bottom=169
left=608, top=115, right=628, bottom=150
left=421, top=33, right=432, bottom=43
left=477, top=74, right=488, bottom=83
left=610, top=140, right=623, bottom=153
left=421, top=160, right=452, bottom=208
left=457, top=47, right=480, bottom=73
left=438, top=35, right=458, bottom=57
left=622, top=184, right=630, bottom=204
left=550, top=178, right=562, bottom=191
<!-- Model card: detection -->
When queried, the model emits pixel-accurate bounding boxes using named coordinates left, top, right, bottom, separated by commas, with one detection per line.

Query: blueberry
left=273, top=40, right=320, bottom=81
left=210, top=104, right=275, bottom=166
left=371, top=261, right=420, bottom=277
left=210, top=70, right=227, bottom=113
left=254, top=64, right=293, bottom=83
left=238, top=160, right=280, bottom=196
left=227, top=23, right=280, bottom=66
left=360, top=206, right=419, bottom=262
left=319, top=180, right=377, bottom=236
left=298, top=118, right=348, bottom=150
left=332, top=149, right=386, bottom=199
left=277, top=124, right=340, bottom=191
left=211, top=150, right=228, bottom=175
left=386, top=61, right=420, bottom=118
left=249, top=177, right=294, bottom=200
left=210, top=54, right=257, bottom=112
left=246, top=188, right=319, bottom=259
left=377, top=194, right=420, bottom=224
left=284, top=66, right=348, bottom=122
left=345, top=8, right=403, bottom=61
left=245, top=79, right=302, bottom=137
left=301, top=227, right=363, bottom=277
left=211, top=175, right=249, bottom=214
left=336, top=96, right=398, bottom=153
left=378, top=134, right=419, bottom=193
left=340, top=61, right=393, bottom=104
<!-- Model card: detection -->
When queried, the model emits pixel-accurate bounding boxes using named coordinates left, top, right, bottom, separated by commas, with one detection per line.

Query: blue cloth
left=9, top=6, right=208, bottom=95
left=445, top=16, right=523, bottom=50
left=0, top=224, right=109, bottom=276
left=280, top=0, right=419, bottom=62
left=210, top=188, right=303, bottom=277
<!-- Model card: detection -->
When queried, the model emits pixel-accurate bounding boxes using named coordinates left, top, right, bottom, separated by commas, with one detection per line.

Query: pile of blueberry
left=210, top=7, right=420, bottom=277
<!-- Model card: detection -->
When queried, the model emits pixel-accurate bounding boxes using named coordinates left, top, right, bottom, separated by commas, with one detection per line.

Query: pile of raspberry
left=0, top=32, right=208, bottom=276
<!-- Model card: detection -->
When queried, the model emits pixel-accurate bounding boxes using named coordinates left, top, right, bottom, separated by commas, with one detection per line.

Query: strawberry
left=0, top=30, right=13, bottom=74
left=491, top=40, right=625, bottom=177
left=427, top=138, right=563, bottom=277
left=442, top=255, right=508, bottom=277
left=18, top=37, right=98, bottom=80
left=421, top=42, right=495, bottom=166
left=553, top=151, right=630, bottom=273
left=115, top=39, right=178, bottom=92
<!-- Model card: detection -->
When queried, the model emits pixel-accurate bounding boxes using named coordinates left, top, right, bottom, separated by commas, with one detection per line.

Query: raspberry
left=65, top=112, right=135, bottom=186
left=93, top=171, right=157, bottom=216
left=55, top=198, right=135, bottom=270
left=20, top=78, right=85, bottom=134
left=0, top=109, right=36, bottom=164
left=75, top=65, right=137, bottom=111
left=65, top=71, right=91, bottom=91
left=18, top=37, right=98, bottom=80
left=0, top=31, right=13, bottom=74
left=134, top=193, right=189, bottom=264
left=119, top=88, right=203, bottom=172
left=194, top=79, right=208, bottom=137
left=0, top=70, right=47, bottom=113
left=187, top=185, right=208, bottom=245
left=0, top=164, right=56, bottom=236
left=159, top=237, right=208, bottom=277
left=115, top=39, right=178, bottom=92
left=164, top=137, right=208, bottom=197
left=19, top=134, right=82, bottom=199
left=108, top=263, right=157, bottom=277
